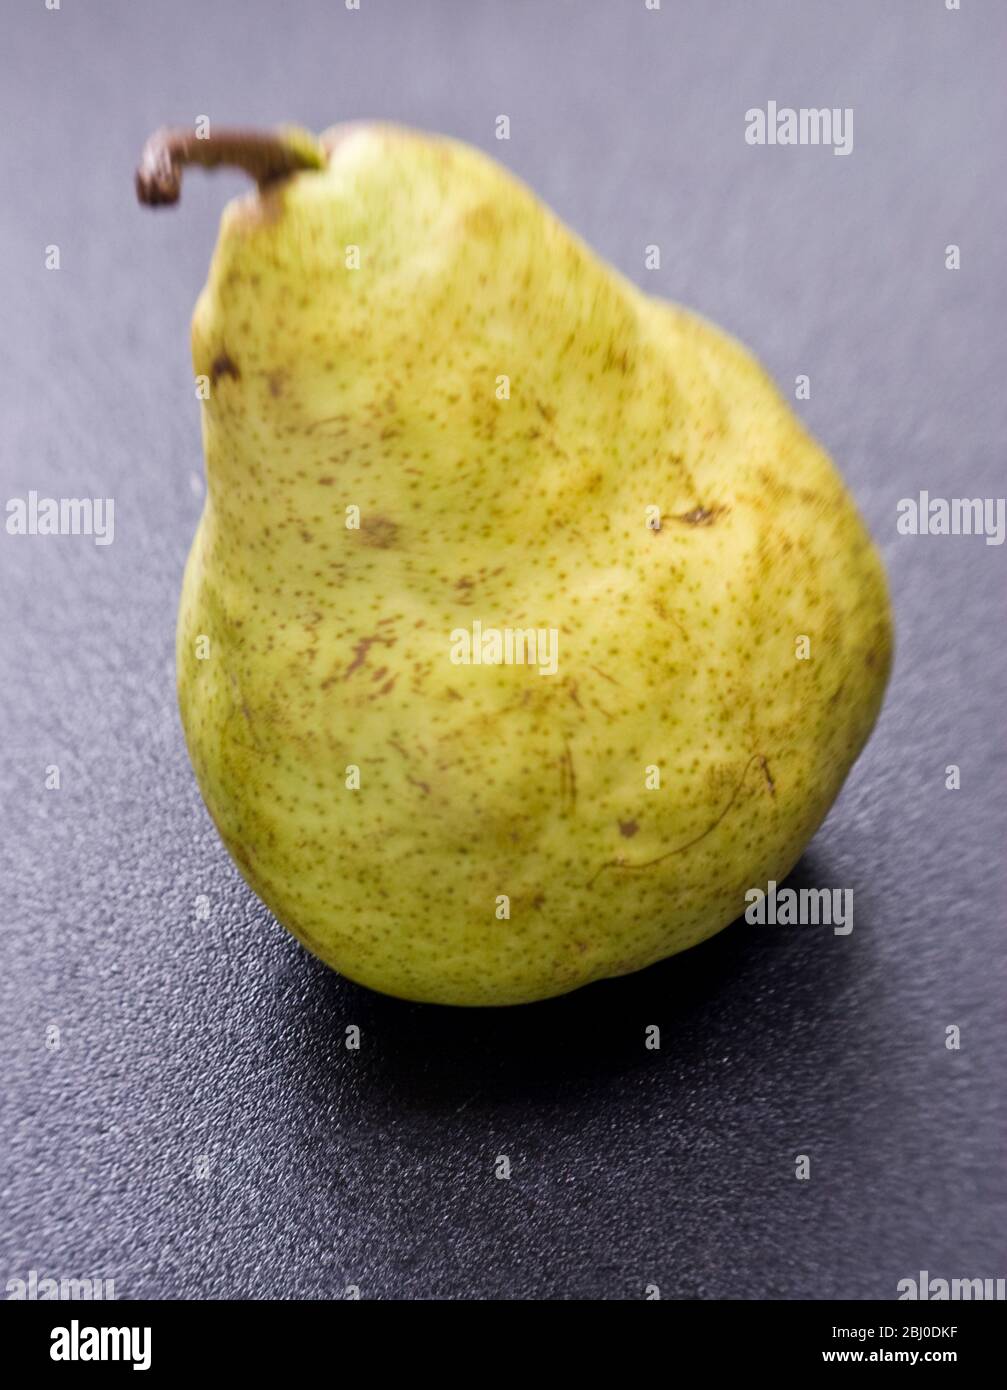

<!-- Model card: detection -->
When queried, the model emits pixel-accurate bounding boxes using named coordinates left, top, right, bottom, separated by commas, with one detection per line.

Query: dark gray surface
left=2, top=0, right=1005, bottom=1301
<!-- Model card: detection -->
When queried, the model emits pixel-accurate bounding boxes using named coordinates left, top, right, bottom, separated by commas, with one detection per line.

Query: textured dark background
left=2, top=0, right=1004, bottom=1301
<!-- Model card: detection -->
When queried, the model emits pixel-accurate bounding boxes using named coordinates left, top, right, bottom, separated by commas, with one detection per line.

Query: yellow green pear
left=137, top=123, right=892, bottom=1006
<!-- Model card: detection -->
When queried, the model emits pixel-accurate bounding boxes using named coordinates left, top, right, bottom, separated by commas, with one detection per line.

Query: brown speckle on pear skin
left=559, top=743, right=578, bottom=811
left=358, top=515, right=400, bottom=548
left=464, top=203, right=502, bottom=238
left=677, top=505, right=726, bottom=526
left=342, top=633, right=395, bottom=680
left=210, top=352, right=240, bottom=384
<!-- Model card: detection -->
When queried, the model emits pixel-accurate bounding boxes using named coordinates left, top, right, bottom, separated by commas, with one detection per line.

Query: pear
left=138, top=123, right=892, bottom=1006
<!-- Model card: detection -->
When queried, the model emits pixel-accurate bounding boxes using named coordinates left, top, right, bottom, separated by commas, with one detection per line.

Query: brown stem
left=136, top=125, right=325, bottom=206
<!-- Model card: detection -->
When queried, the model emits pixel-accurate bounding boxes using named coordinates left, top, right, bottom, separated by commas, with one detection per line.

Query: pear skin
left=145, top=123, right=892, bottom=1005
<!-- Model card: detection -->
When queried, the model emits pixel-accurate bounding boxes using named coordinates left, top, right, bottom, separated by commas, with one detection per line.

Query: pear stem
left=136, top=126, right=325, bottom=206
